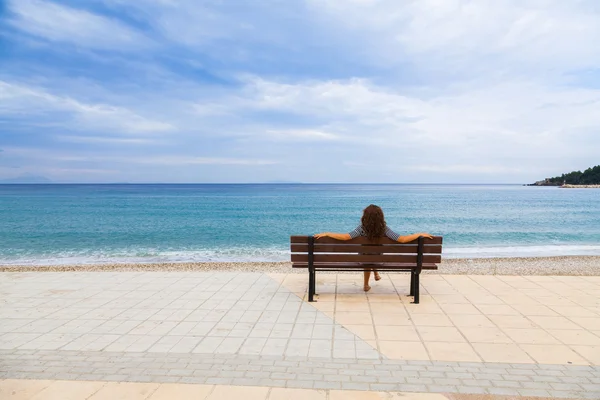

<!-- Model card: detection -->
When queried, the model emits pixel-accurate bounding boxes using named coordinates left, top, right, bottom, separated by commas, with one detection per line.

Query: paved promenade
left=1, top=271, right=599, bottom=399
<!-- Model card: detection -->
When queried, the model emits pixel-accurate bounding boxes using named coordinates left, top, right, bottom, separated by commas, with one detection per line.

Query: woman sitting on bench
left=315, top=204, right=433, bottom=292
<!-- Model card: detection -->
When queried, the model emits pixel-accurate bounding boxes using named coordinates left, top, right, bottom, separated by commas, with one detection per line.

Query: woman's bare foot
left=374, top=272, right=381, bottom=281
left=363, top=285, right=371, bottom=292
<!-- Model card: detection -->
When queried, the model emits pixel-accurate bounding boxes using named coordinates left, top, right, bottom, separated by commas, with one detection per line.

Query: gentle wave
left=2, top=245, right=600, bottom=266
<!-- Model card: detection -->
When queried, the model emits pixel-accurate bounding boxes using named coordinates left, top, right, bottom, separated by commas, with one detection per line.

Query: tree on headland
left=532, top=165, right=600, bottom=185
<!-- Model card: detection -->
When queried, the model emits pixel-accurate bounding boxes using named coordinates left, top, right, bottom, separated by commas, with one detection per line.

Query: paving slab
left=1, top=271, right=599, bottom=399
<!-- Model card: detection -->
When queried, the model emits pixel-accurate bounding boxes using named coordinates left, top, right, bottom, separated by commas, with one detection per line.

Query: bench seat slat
left=292, top=262, right=438, bottom=270
left=290, top=236, right=443, bottom=245
left=290, top=244, right=442, bottom=254
left=291, top=253, right=441, bottom=264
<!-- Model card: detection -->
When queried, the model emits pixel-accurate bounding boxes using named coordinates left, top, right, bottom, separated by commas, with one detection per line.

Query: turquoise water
left=1, top=184, right=599, bottom=265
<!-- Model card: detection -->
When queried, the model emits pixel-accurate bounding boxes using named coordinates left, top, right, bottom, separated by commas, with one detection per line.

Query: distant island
left=0, top=174, right=52, bottom=184
left=529, top=165, right=600, bottom=187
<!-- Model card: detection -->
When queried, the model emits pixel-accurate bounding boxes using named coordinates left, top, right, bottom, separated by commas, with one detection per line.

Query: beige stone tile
left=523, top=289, right=557, bottom=298
left=443, top=275, right=479, bottom=285
left=335, top=302, right=370, bottom=313
left=472, top=343, right=534, bottom=363
left=206, top=385, right=269, bottom=399
left=31, top=381, right=106, bottom=400
left=465, top=294, right=505, bottom=305
left=431, top=294, right=470, bottom=304
left=421, top=287, right=459, bottom=296
left=547, top=329, right=600, bottom=345
left=336, top=294, right=368, bottom=302
left=367, top=294, right=402, bottom=303
left=0, top=379, right=53, bottom=399
left=477, top=304, right=520, bottom=315
left=496, top=294, right=539, bottom=305
left=372, top=313, right=412, bottom=326
left=487, top=315, right=537, bottom=329
left=448, top=314, right=496, bottom=328
left=404, top=302, right=444, bottom=314
left=346, top=324, right=376, bottom=340
left=498, top=276, right=538, bottom=288
left=531, top=296, right=577, bottom=306
left=530, top=315, right=578, bottom=329
left=570, top=296, right=600, bottom=307
left=375, top=325, right=420, bottom=341
left=378, top=340, right=429, bottom=360
left=310, top=301, right=335, bottom=312
left=409, top=313, right=453, bottom=327
left=459, top=327, right=513, bottom=343
left=417, top=326, right=466, bottom=342
left=370, top=303, right=408, bottom=315
left=571, top=317, right=600, bottom=330
left=551, top=306, right=598, bottom=317
left=269, top=388, right=327, bottom=399
left=439, top=303, right=481, bottom=315
left=389, top=394, right=448, bottom=400
left=329, top=390, right=387, bottom=399
left=148, top=383, right=214, bottom=399
left=424, top=342, right=481, bottom=362
left=334, top=311, right=372, bottom=325
left=88, top=382, right=159, bottom=400
left=518, top=305, right=559, bottom=316
left=267, top=273, right=287, bottom=284
left=503, top=328, right=561, bottom=344
left=336, top=287, right=368, bottom=296
left=520, top=344, right=590, bottom=365
left=315, top=293, right=336, bottom=302
left=571, top=345, right=600, bottom=364
left=321, top=310, right=336, bottom=321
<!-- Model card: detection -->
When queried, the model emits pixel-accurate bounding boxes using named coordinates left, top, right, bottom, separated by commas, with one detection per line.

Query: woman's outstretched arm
left=314, top=232, right=352, bottom=240
left=397, top=233, right=433, bottom=243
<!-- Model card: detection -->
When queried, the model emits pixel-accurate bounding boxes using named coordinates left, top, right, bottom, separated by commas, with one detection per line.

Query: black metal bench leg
left=410, top=270, right=415, bottom=296
left=308, top=271, right=315, bottom=302
left=412, top=272, right=420, bottom=304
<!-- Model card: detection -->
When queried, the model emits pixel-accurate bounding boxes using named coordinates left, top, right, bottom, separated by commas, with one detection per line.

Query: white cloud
left=265, top=129, right=339, bottom=141
left=1, top=147, right=277, bottom=167
left=55, top=135, right=159, bottom=144
left=0, top=80, right=174, bottom=133
left=127, top=156, right=278, bottom=166
left=219, top=75, right=600, bottom=176
left=7, top=0, right=151, bottom=50
left=3, top=0, right=600, bottom=183
left=308, top=0, right=600, bottom=71
left=409, top=164, right=527, bottom=175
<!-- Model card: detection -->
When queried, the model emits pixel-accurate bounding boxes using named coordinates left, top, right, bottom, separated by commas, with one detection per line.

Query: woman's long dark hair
left=361, top=204, right=386, bottom=240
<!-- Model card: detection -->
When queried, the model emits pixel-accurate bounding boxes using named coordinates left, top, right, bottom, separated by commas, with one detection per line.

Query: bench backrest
left=290, top=236, right=443, bottom=264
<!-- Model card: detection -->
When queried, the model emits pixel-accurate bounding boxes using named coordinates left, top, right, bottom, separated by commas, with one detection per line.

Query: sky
left=0, top=0, right=599, bottom=183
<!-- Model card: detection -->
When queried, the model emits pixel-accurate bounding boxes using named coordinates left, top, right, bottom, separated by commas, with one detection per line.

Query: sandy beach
left=2, top=255, right=599, bottom=275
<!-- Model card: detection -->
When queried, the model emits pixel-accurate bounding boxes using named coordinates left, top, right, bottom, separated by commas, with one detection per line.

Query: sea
left=1, top=184, right=599, bottom=265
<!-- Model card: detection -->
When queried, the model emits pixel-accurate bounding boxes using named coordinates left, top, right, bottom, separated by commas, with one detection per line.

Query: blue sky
left=1, top=0, right=599, bottom=183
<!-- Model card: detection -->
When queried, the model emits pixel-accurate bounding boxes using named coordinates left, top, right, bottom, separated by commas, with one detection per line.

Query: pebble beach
left=2, top=255, right=599, bottom=275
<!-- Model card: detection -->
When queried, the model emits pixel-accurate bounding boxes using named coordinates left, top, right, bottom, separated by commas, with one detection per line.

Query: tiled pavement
left=274, top=273, right=600, bottom=365
left=0, top=379, right=453, bottom=399
left=1, top=271, right=599, bottom=398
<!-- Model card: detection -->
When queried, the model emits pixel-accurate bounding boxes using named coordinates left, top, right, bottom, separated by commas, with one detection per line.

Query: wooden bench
left=290, top=235, right=443, bottom=304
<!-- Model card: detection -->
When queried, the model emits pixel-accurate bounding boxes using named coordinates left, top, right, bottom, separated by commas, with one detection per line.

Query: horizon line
left=0, top=182, right=531, bottom=185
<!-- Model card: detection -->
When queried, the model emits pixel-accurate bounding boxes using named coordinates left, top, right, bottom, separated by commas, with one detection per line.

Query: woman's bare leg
left=374, top=269, right=381, bottom=281
left=363, top=270, right=371, bottom=292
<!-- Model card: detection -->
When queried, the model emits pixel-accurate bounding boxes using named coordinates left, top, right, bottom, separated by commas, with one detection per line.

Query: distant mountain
left=0, top=175, right=52, bottom=184
left=529, top=165, right=600, bottom=186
